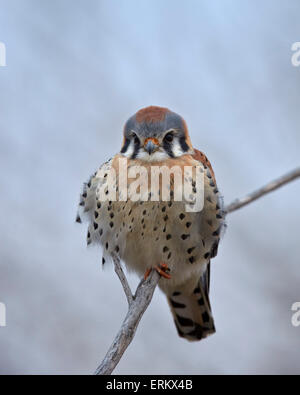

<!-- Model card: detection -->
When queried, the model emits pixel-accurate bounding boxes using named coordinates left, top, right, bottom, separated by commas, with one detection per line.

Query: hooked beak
left=144, top=138, right=159, bottom=154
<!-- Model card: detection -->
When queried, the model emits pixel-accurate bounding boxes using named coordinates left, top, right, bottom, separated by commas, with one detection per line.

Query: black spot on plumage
left=99, top=229, right=103, bottom=236
left=213, top=227, right=221, bottom=236
left=198, top=298, right=205, bottom=306
left=93, top=222, right=98, bottom=230
left=186, top=324, right=204, bottom=340
left=82, top=192, right=87, bottom=198
left=204, top=252, right=210, bottom=259
left=115, top=246, right=119, bottom=253
left=211, top=240, right=219, bottom=258
left=216, top=213, right=222, bottom=219
left=105, top=242, right=108, bottom=250
left=187, top=247, right=195, bottom=254
left=189, top=256, right=195, bottom=263
left=97, top=201, right=101, bottom=209
left=176, top=315, right=194, bottom=327
left=173, top=291, right=181, bottom=297
left=143, top=210, right=146, bottom=215
left=162, top=206, right=166, bottom=212
left=170, top=299, right=186, bottom=308
left=216, top=203, right=220, bottom=210
left=110, top=212, right=114, bottom=218
left=193, top=287, right=200, bottom=294
left=109, top=222, right=114, bottom=228
left=76, top=214, right=81, bottom=223
left=186, top=222, right=192, bottom=228
left=206, top=196, right=212, bottom=203
left=128, top=209, right=132, bottom=216
left=163, top=246, right=169, bottom=253
left=202, top=312, right=210, bottom=323
left=166, top=234, right=172, bottom=240
left=214, top=187, right=219, bottom=194
left=167, top=252, right=172, bottom=259
left=79, top=201, right=84, bottom=206
left=179, top=213, right=185, bottom=220
left=181, top=234, right=190, bottom=240
left=163, top=215, right=168, bottom=221
left=207, top=219, right=213, bottom=226
left=153, top=227, right=157, bottom=231
left=168, top=201, right=172, bottom=207
left=105, top=189, right=109, bottom=195
left=209, top=180, right=215, bottom=188
left=102, top=257, right=105, bottom=265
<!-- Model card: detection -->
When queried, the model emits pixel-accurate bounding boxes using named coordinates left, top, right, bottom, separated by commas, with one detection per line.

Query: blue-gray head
left=120, top=106, right=194, bottom=162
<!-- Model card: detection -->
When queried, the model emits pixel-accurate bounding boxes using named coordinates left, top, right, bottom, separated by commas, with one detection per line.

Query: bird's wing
left=76, top=158, right=113, bottom=245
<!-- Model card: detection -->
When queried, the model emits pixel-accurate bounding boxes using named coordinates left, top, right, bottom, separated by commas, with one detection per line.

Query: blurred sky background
left=0, top=0, right=300, bottom=374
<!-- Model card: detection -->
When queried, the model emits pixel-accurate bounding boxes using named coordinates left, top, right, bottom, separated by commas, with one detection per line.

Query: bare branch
left=94, top=167, right=300, bottom=375
left=225, top=168, right=300, bottom=213
left=94, top=268, right=160, bottom=375
left=112, top=254, right=133, bottom=306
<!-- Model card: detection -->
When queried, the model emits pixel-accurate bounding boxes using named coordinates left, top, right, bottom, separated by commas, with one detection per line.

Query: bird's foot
left=144, top=263, right=171, bottom=280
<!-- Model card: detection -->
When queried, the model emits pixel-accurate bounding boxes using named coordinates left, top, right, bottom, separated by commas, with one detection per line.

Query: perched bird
left=77, top=106, right=225, bottom=341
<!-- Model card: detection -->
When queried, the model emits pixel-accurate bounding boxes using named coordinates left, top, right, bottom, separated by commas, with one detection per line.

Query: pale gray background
left=0, top=0, right=299, bottom=374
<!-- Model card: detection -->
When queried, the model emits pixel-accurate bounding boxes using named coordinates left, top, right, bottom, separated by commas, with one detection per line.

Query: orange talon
left=155, top=263, right=171, bottom=279
left=144, top=263, right=171, bottom=280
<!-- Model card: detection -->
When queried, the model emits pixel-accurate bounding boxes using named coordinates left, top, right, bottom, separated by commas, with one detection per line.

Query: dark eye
left=132, top=133, right=140, bottom=145
left=164, top=132, right=173, bottom=143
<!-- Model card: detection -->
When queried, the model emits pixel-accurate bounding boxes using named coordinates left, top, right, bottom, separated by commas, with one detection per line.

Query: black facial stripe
left=179, top=136, right=190, bottom=152
left=120, top=138, right=130, bottom=154
left=163, top=139, right=175, bottom=158
left=131, top=138, right=141, bottom=159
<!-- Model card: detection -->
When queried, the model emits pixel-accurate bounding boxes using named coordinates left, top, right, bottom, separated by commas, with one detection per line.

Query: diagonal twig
left=94, top=269, right=160, bottom=375
left=112, top=253, right=133, bottom=306
left=225, top=168, right=300, bottom=213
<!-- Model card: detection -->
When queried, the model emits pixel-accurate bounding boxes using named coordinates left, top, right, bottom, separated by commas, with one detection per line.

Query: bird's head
left=120, top=106, right=194, bottom=162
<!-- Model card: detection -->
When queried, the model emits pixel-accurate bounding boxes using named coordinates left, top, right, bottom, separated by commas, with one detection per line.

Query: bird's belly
left=110, top=200, right=218, bottom=290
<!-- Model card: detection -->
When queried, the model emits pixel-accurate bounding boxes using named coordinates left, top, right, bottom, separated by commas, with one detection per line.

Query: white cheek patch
left=171, top=139, right=185, bottom=157
left=122, top=140, right=135, bottom=158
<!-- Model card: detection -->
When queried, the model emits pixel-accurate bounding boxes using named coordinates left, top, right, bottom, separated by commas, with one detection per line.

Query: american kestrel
left=77, top=106, right=225, bottom=341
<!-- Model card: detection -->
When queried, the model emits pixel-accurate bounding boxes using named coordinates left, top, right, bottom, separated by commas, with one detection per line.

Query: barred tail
left=167, top=265, right=215, bottom=341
